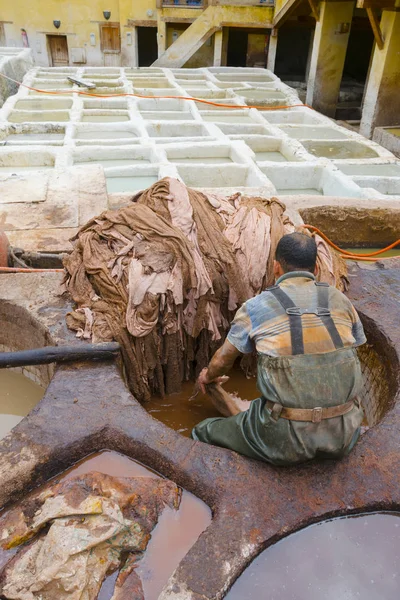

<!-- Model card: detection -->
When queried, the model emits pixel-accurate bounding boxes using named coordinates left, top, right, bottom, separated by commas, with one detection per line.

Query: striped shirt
left=227, top=271, right=366, bottom=357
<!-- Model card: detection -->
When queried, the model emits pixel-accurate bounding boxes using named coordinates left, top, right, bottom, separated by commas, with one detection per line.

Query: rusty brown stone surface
left=0, top=261, right=398, bottom=599
left=299, top=205, right=400, bottom=247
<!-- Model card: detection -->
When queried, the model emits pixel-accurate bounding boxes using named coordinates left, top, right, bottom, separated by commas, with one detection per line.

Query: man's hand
left=197, top=368, right=212, bottom=395
left=197, top=368, right=229, bottom=395
left=197, top=341, right=242, bottom=395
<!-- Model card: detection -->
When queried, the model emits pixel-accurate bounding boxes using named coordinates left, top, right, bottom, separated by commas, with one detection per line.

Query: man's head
left=274, top=233, right=318, bottom=279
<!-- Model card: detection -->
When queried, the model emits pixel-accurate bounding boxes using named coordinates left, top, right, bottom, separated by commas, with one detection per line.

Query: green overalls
left=192, top=275, right=365, bottom=466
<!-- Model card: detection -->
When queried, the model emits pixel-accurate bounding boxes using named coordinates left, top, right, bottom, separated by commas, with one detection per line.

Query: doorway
left=227, top=29, right=268, bottom=68
left=137, top=27, right=158, bottom=66
left=99, top=23, right=121, bottom=66
left=47, top=35, right=69, bottom=67
left=274, top=27, right=312, bottom=81
left=99, top=23, right=121, bottom=54
left=227, top=29, right=248, bottom=67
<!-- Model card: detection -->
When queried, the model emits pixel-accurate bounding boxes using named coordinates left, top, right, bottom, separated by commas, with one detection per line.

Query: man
left=192, top=232, right=366, bottom=465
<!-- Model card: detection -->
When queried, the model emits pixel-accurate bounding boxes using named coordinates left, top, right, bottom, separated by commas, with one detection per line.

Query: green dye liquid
left=386, top=128, right=400, bottom=137
left=344, top=247, right=400, bottom=258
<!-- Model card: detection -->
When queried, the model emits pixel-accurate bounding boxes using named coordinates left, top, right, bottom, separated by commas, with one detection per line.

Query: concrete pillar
left=157, top=19, right=167, bottom=58
left=213, top=29, right=223, bottom=67
left=360, top=10, right=400, bottom=138
left=266, top=30, right=278, bottom=72
left=132, top=27, right=139, bottom=68
left=306, top=1, right=355, bottom=117
left=221, top=27, right=229, bottom=67
left=305, top=29, right=314, bottom=82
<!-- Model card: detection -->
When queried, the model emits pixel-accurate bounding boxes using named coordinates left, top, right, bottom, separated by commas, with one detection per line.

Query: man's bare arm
left=208, top=340, right=241, bottom=379
left=197, top=340, right=241, bottom=394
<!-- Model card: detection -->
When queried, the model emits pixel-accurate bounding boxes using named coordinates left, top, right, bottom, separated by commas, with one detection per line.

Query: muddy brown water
left=0, top=371, right=44, bottom=440
left=0, top=450, right=211, bottom=600
left=146, top=370, right=259, bottom=437
left=226, top=512, right=400, bottom=600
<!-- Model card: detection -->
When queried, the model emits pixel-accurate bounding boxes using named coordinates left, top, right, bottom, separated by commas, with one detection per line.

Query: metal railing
left=161, top=0, right=274, bottom=7
left=162, top=0, right=204, bottom=6
left=212, top=0, right=274, bottom=4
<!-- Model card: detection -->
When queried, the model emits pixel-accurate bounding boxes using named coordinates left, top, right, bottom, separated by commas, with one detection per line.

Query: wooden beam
left=366, top=6, right=384, bottom=48
left=161, top=16, right=196, bottom=22
left=307, top=0, right=320, bottom=20
left=357, top=0, right=395, bottom=8
left=126, top=19, right=157, bottom=27
left=220, top=21, right=272, bottom=28
left=273, top=0, right=302, bottom=27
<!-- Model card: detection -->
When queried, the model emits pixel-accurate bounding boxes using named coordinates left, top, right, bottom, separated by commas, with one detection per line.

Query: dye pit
left=278, top=188, right=322, bottom=195
left=0, top=450, right=211, bottom=600
left=226, top=512, right=400, bottom=600
left=345, top=247, right=400, bottom=258
left=386, top=128, right=400, bottom=137
left=146, top=370, right=259, bottom=437
left=106, top=175, right=158, bottom=193
left=0, top=371, right=44, bottom=440
left=254, top=150, right=287, bottom=162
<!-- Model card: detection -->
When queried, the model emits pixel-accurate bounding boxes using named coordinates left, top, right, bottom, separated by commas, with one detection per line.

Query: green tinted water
left=278, top=188, right=323, bottom=195
left=106, top=175, right=158, bottom=193
left=81, top=115, right=130, bottom=122
left=171, top=157, right=233, bottom=164
left=76, top=130, right=137, bottom=140
left=75, top=158, right=150, bottom=168
left=255, top=151, right=287, bottom=162
left=344, top=247, right=400, bottom=258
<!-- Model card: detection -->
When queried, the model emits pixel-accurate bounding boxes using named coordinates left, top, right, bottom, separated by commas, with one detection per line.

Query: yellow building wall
left=118, top=0, right=157, bottom=23
left=273, top=0, right=287, bottom=19
left=1, top=0, right=272, bottom=68
left=166, top=23, right=215, bottom=68
left=0, top=0, right=158, bottom=67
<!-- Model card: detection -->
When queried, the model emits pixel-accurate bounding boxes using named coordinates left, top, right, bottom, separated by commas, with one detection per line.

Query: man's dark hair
left=275, top=233, right=317, bottom=273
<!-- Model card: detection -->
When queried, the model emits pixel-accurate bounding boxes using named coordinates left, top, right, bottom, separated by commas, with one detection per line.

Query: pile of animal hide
left=64, top=177, right=348, bottom=402
left=0, top=472, right=181, bottom=600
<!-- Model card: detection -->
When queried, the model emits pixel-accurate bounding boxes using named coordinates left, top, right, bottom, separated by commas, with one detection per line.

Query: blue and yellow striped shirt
left=227, top=271, right=366, bottom=357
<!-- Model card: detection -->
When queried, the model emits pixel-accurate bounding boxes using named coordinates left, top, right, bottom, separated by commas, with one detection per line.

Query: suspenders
left=314, top=282, right=344, bottom=350
left=267, top=281, right=344, bottom=355
left=267, top=285, right=305, bottom=355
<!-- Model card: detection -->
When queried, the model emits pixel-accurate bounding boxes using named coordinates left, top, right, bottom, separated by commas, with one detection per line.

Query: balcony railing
left=161, top=0, right=274, bottom=7
left=210, top=0, right=274, bottom=4
left=162, top=0, right=204, bottom=7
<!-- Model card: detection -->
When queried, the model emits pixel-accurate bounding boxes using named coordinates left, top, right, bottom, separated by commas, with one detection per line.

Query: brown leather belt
left=266, top=399, right=357, bottom=423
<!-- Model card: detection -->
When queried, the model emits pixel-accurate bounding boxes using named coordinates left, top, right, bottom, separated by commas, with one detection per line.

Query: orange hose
left=301, top=225, right=400, bottom=262
left=0, top=71, right=311, bottom=112
left=0, top=267, right=64, bottom=273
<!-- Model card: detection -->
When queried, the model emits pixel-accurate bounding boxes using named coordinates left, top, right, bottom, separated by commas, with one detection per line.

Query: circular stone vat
left=146, top=370, right=259, bottom=437
left=0, top=371, right=44, bottom=440
left=0, top=301, right=53, bottom=440
left=226, top=512, right=400, bottom=600
left=73, top=451, right=211, bottom=600
left=0, top=450, right=211, bottom=600
left=145, top=303, right=395, bottom=434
